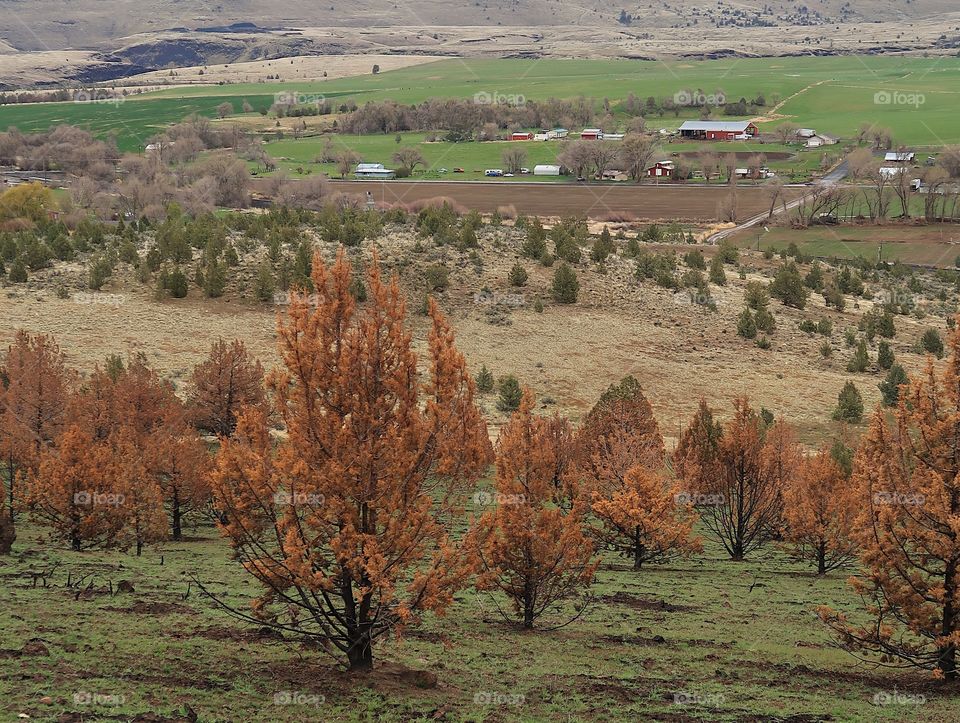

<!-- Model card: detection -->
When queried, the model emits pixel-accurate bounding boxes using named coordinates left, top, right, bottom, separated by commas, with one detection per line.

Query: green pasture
left=733, top=224, right=960, bottom=267
left=2, top=55, right=959, bottom=157
left=1, top=513, right=956, bottom=722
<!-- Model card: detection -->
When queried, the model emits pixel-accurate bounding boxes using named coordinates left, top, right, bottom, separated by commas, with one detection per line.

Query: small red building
left=510, top=132, right=533, bottom=141
left=580, top=128, right=603, bottom=140
left=646, top=161, right=675, bottom=179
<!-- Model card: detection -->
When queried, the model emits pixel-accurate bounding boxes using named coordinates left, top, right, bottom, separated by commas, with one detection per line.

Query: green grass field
left=3, top=56, right=960, bottom=152
left=259, top=132, right=827, bottom=183
left=1, top=510, right=956, bottom=722
left=731, top=224, right=960, bottom=268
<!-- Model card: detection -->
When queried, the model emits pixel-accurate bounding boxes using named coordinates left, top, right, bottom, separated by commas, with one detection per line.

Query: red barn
left=678, top=120, right=758, bottom=140
left=510, top=132, right=533, bottom=141
left=580, top=128, right=603, bottom=140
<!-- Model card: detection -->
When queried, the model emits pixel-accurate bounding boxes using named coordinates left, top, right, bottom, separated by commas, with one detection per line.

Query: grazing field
left=259, top=133, right=816, bottom=183
left=730, top=223, right=960, bottom=268
left=1, top=520, right=955, bottom=722
left=4, top=55, right=960, bottom=152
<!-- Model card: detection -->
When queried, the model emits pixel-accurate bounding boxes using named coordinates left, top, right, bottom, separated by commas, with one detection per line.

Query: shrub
left=8, top=257, right=27, bottom=282
left=846, top=340, right=870, bottom=373
left=591, top=226, right=614, bottom=263
left=521, top=218, right=547, bottom=259
left=717, top=241, right=738, bottom=264
left=424, top=264, right=450, bottom=292
left=817, top=318, right=833, bottom=336
left=769, top=262, right=807, bottom=309
left=755, top=307, right=776, bottom=333
left=833, top=381, right=864, bottom=423
left=88, top=255, right=114, bottom=290
left=349, top=276, right=367, bottom=302
left=744, top=281, right=769, bottom=310
left=737, top=308, right=757, bottom=339
left=804, top=262, right=824, bottom=291
left=204, top=261, right=226, bottom=298
left=877, top=340, right=894, bottom=370
left=920, top=328, right=944, bottom=358
left=878, top=364, right=908, bottom=406
left=755, top=336, right=772, bottom=349
left=118, top=239, right=139, bottom=265
left=551, top=263, right=579, bottom=304
left=496, top=375, right=523, bottom=412
left=708, top=255, right=726, bottom=286
left=254, top=262, right=275, bottom=302
left=683, top=249, right=706, bottom=270
left=163, top=268, right=189, bottom=299
left=820, top=341, right=833, bottom=358
left=476, top=365, right=494, bottom=394
left=508, top=263, right=528, bottom=287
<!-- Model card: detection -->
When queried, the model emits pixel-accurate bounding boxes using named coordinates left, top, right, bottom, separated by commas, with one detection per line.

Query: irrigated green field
left=730, top=224, right=960, bottom=268
left=1, top=514, right=955, bottom=722
left=260, top=133, right=824, bottom=183
left=3, top=56, right=960, bottom=152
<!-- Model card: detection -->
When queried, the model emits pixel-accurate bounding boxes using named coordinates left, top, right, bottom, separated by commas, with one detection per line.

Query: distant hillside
left=0, top=0, right=954, bottom=52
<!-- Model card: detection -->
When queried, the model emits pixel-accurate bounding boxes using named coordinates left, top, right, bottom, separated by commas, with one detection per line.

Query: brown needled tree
left=209, top=249, right=492, bottom=671
left=820, top=328, right=960, bottom=680
left=472, top=390, right=598, bottom=629
left=781, top=448, right=858, bottom=575
left=0, top=331, right=73, bottom=553
left=187, top=338, right=268, bottom=437
left=676, top=398, right=797, bottom=561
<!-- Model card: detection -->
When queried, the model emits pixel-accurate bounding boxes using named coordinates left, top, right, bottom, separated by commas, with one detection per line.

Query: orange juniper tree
left=576, top=376, right=665, bottom=496
left=819, top=335, right=960, bottom=679
left=576, top=377, right=699, bottom=569
left=187, top=338, right=268, bottom=437
left=672, top=398, right=722, bottom=494
left=26, top=426, right=127, bottom=550
left=591, top=465, right=702, bottom=570
left=676, top=398, right=797, bottom=560
left=781, top=448, right=858, bottom=574
left=69, top=354, right=209, bottom=540
left=209, top=250, right=492, bottom=670
left=472, top=390, right=598, bottom=628
left=0, top=331, right=72, bottom=522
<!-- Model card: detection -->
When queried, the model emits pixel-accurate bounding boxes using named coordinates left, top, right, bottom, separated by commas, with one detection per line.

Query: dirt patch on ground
left=317, top=180, right=801, bottom=222
left=102, top=600, right=197, bottom=615
left=600, top=592, right=696, bottom=613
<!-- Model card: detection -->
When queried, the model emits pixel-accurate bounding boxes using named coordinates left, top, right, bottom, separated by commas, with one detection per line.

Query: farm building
left=510, top=132, right=533, bottom=141
left=533, top=132, right=551, bottom=141
left=602, top=133, right=624, bottom=141
left=548, top=128, right=569, bottom=139
left=678, top=120, right=758, bottom=140
left=600, top=170, right=628, bottom=181
left=797, top=128, right=817, bottom=139
left=806, top=133, right=838, bottom=148
left=885, top=151, right=916, bottom=163
left=581, top=128, right=603, bottom=140
left=647, top=161, right=675, bottom=179
left=879, top=166, right=907, bottom=177
left=354, top=163, right=396, bottom=179
left=533, top=164, right=562, bottom=176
